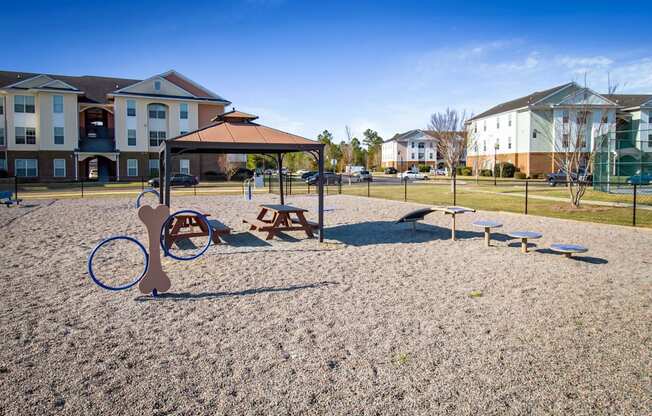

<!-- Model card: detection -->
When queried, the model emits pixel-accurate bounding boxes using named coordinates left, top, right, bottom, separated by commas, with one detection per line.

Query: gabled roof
left=212, top=109, right=259, bottom=122
left=0, top=70, right=230, bottom=105
left=604, top=94, right=652, bottom=109
left=468, top=83, right=574, bottom=121
left=383, top=129, right=436, bottom=143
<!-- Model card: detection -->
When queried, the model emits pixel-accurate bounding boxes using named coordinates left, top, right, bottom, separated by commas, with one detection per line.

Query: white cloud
left=556, top=55, right=613, bottom=68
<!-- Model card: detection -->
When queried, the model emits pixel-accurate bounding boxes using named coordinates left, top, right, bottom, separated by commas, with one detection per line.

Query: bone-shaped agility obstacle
left=87, top=204, right=212, bottom=295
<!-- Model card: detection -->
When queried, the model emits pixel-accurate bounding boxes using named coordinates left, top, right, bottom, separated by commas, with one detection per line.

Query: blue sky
left=3, top=0, right=651, bottom=141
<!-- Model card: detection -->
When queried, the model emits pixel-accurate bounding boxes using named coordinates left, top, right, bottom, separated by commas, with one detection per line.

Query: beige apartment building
left=0, top=70, right=244, bottom=181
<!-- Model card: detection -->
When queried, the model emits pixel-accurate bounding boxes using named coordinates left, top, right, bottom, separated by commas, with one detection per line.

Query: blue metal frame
left=160, top=209, right=212, bottom=261
left=135, top=188, right=161, bottom=208
left=87, top=236, right=149, bottom=291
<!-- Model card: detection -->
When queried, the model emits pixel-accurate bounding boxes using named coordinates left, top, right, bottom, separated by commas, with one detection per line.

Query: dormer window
left=154, top=80, right=161, bottom=91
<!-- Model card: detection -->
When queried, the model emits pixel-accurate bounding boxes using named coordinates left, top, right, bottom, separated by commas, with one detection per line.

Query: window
left=648, top=112, right=652, bottom=123
left=149, top=131, right=166, bottom=146
left=148, top=104, right=166, bottom=119
left=127, top=159, right=138, bottom=177
left=180, top=130, right=188, bottom=135
left=496, top=117, right=500, bottom=129
left=648, top=134, right=652, bottom=145
left=0, top=99, right=3, bottom=115
left=418, top=142, right=425, bottom=149
left=483, top=120, right=487, bottom=131
left=128, top=129, right=137, bottom=146
left=15, top=159, right=37, bottom=177
left=180, top=159, right=190, bottom=175
left=15, top=127, right=36, bottom=144
left=154, top=81, right=161, bottom=91
left=53, top=159, right=66, bottom=177
left=601, top=114, right=608, bottom=124
left=411, top=153, right=415, bottom=159
left=508, top=137, right=512, bottom=150
left=411, top=142, right=415, bottom=148
left=429, top=153, right=433, bottom=159
left=0, top=128, right=4, bottom=146
left=53, top=95, right=63, bottom=113
left=508, top=114, right=512, bottom=127
left=474, top=123, right=477, bottom=133
left=562, top=134, right=569, bottom=148
left=532, top=129, right=537, bottom=139
left=562, top=110, right=569, bottom=124
left=180, top=103, right=188, bottom=119
left=14, top=95, right=35, bottom=113
left=54, top=127, right=64, bottom=145
left=148, top=159, right=159, bottom=176
left=127, top=100, right=136, bottom=117
left=483, top=141, right=486, bottom=151
left=0, top=159, right=6, bottom=171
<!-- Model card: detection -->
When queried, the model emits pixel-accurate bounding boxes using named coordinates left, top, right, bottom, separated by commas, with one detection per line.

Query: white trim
left=530, top=82, right=576, bottom=106
left=113, top=75, right=195, bottom=97
left=106, top=93, right=228, bottom=104
left=4, top=74, right=52, bottom=88
left=160, top=69, right=225, bottom=100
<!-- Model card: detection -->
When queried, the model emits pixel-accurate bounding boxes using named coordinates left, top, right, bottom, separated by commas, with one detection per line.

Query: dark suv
left=546, top=169, right=592, bottom=186
left=148, top=173, right=199, bottom=187
left=384, top=167, right=397, bottom=174
left=306, top=172, right=341, bottom=185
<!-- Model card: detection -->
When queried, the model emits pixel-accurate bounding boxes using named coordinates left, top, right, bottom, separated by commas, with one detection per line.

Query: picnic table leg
left=564, top=252, right=572, bottom=258
left=266, top=212, right=285, bottom=240
left=521, top=238, right=528, bottom=253
left=484, top=227, right=491, bottom=247
left=166, top=217, right=185, bottom=249
left=257, top=207, right=268, bottom=221
left=295, top=212, right=314, bottom=238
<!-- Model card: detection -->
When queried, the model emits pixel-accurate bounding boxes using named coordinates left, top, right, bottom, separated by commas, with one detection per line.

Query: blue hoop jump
left=87, top=236, right=149, bottom=291
left=160, top=209, right=213, bottom=261
left=135, top=188, right=160, bottom=208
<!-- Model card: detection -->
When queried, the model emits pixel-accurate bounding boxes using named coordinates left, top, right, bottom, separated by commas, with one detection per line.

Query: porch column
left=277, top=152, right=284, bottom=205
left=74, top=153, right=78, bottom=180
left=164, top=143, right=172, bottom=207
left=116, top=154, right=120, bottom=181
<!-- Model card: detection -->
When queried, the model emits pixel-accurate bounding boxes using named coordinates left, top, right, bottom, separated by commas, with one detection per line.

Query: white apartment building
left=381, top=129, right=440, bottom=170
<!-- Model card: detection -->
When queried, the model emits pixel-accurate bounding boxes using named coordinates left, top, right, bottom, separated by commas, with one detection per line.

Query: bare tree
left=340, top=126, right=354, bottom=171
left=546, top=81, right=616, bottom=207
left=428, top=108, right=469, bottom=189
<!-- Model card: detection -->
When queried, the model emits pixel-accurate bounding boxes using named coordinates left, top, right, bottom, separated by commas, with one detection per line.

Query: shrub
left=418, top=164, right=430, bottom=173
left=480, top=169, right=493, bottom=177
left=461, top=167, right=473, bottom=176
left=531, top=172, right=545, bottom=179
left=515, top=172, right=527, bottom=179
left=501, top=162, right=516, bottom=178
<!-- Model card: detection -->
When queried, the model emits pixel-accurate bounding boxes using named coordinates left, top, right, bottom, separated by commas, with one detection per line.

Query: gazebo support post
left=158, top=150, right=165, bottom=204
left=277, top=152, right=284, bottom=205
left=318, top=147, right=324, bottom=242
left=164, top=142, right=172, bottom=207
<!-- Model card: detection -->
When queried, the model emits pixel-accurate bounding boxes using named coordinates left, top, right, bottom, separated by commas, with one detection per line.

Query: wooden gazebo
left=158, top=110, right=326, bottom=241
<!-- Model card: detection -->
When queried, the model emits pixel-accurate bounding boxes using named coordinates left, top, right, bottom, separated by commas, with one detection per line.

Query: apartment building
left=0, top=70, right=244, bottom=181
left=465, top=82, right=626, bottom=176
left=381, top=129, right=441, bottom=170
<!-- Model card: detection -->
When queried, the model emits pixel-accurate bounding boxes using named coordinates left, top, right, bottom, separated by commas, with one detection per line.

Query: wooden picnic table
left=164, top=212, right=231, bottom=248
left=243, top=204, right=317, bottom=240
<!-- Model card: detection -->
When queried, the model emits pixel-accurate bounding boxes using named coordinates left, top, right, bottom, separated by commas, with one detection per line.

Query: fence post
left=453, top=175, right=457, bottom=206
left=339, top=175, right=342, bottom=194
left=404, top=177, right=407, bottom=202
left=14, top=176, right=18, bottom=201
left=141, top=177, right=144, bottom=191
left=81, top=179, right=84, bottom=198
left=632, top=184, right=637, bottom=227
left=194, top=183, right=197, bottom=197
left=268, top=173, right=272, bottom=193
left=367, top=178, right=370, bottom=198
left=525, top=180, right=529, bottom=215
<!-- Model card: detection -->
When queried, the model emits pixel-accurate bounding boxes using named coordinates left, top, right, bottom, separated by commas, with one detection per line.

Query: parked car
left=305, top=172, right=341, bottom=185
left=626, top=172, right=652, bottom=185
left=300, top=170, right=318, bottom=180
left=397, top=171, right=429, bottom=180
left=430, top=168, right=447, bottom=176
left=229, top=168, right=254, bottom=181
left=148, top=173, right=199, bottom=187
left=546, top=169, right=592, bottom=186
left=384, top=167, right=397, bottom=174
left=357, top=170, right=373, bottom=182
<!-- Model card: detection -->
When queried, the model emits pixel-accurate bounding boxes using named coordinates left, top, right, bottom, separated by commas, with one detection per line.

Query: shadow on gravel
left=536, top=248, right=608, bottom=264
left=221, top=232, right=272, bottom=247
left=134, top=281, right=338, bottom=302
left=326, top=221, right=486, bottom=246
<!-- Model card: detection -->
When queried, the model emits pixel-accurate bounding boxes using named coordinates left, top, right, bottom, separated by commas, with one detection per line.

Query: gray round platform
left=550, top=243, right=588, bottom=258
left=507, top=231, right=543, bottom=253
left=472, top=220, right=503, bottom=247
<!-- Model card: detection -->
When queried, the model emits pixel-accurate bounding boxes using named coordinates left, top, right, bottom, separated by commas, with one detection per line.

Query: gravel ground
left=0, top=194, right=650, bottom=415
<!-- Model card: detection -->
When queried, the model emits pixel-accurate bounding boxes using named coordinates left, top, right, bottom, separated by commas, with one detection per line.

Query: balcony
left=78, top=127, right=116, bottom=152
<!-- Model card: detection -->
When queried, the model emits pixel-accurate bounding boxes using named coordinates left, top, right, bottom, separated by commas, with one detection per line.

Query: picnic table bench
left=164, top=212, right=231, bottom=248
left=243, top=204, right=315, bottom=240
left=0, top=191, right=21, bottom=207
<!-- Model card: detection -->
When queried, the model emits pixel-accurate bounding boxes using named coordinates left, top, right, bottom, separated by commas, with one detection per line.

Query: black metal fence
left=271, top=174, right=652, bottom=228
